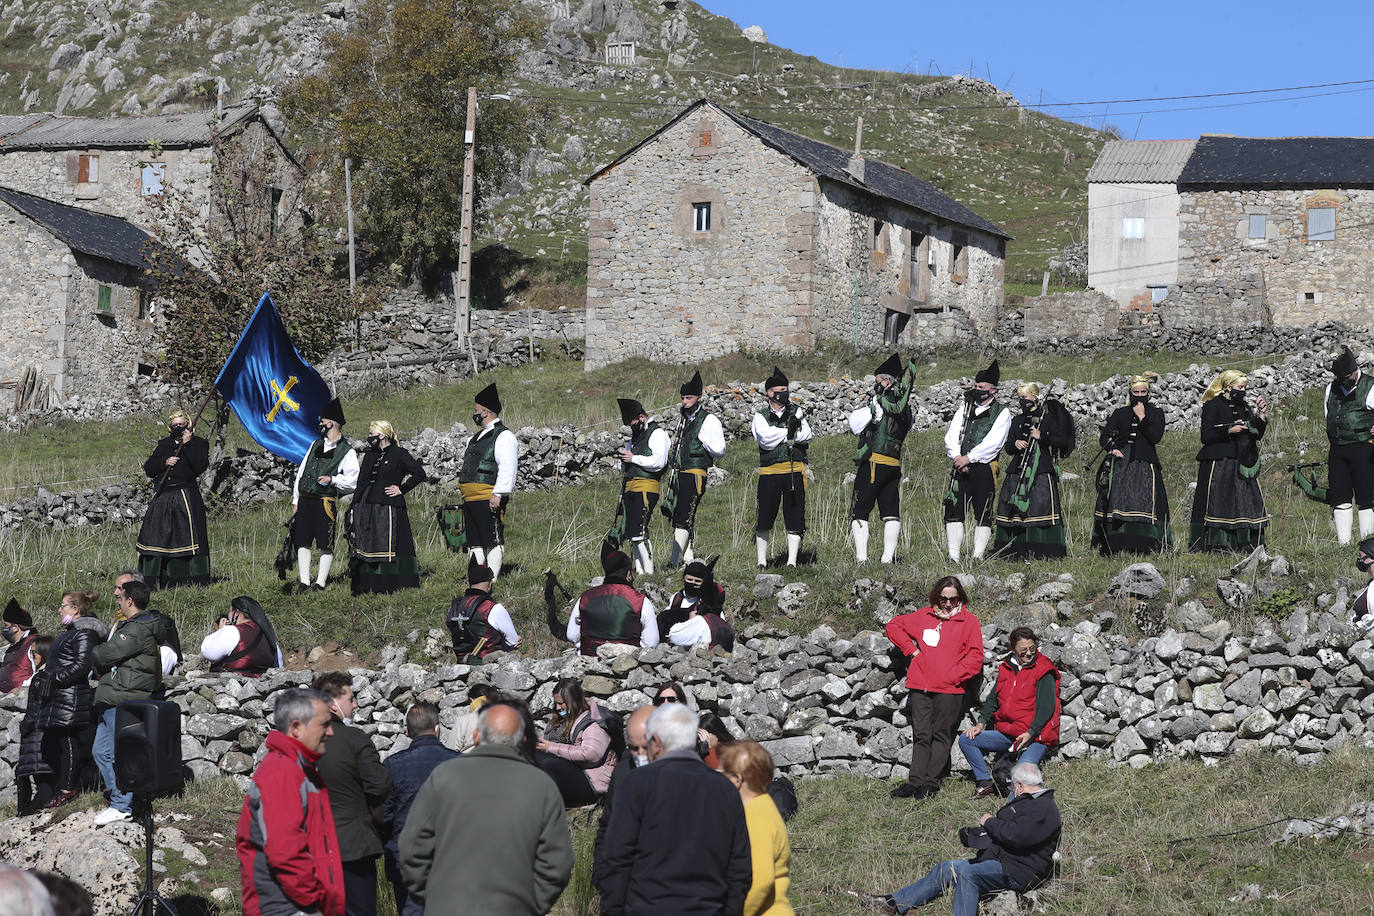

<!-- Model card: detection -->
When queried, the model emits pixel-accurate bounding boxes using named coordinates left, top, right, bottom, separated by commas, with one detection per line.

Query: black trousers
left=294, top=495, right=339, bottom=551
left=906, top=690, right=963, bottom=787
left=670, top=471, right=706, bottom=528
left=620, top=489, right=658, bottom=541
left=852, top=462, right=901, bottom=521
left=461, top=495, right=507, bottom=549
left=536, top=751, right=599, bottom=807
left=1328, top=441, right=1374, bottom=508
left=341, top=855, right=378, bottom=916
left=757, top=471, right=806, bottom=533
left=943, top=463, right=996, bottom=525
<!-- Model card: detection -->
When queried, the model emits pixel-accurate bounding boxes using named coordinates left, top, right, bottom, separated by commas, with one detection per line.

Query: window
left=1308, top=207, right=1336, bottom=241
left=692, top=202, right=711, bottom=232
left=1149, top=286, right=1168, bottom=304
left=697, top=130, right=713, bottom=147
left=1248, top=214, right=1267, bottom=239
left=909, top=231, right=930, bottom=302
left=269, top=187, right=284, bottom=236
left=77, top=154, right=99, bottom=184
left=133, top=289, right=147, bottom=319
left=1122, top=217, right=1145, bottom=239
left=951, top=232, right=968, bottom=283
left=96, top=284, right=113, bottom=314
left=141, top=163, right=165, bottom=196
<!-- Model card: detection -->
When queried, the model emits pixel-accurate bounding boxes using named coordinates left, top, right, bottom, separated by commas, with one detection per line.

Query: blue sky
left=703, top=0, right=1374, bottom=140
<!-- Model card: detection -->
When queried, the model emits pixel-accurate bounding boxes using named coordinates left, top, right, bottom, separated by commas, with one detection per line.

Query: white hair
left=0, top=866, right=54, bottom=916
left=647, top=702, right=699, bottom=752
left=1010, top=762, right=1044, bottom=788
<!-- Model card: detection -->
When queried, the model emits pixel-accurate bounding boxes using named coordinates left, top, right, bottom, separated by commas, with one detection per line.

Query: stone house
left=584, top=100, right=1009, bottom=369
left=0, top=185, right=165, bottom=409
left=0, top=102, right=304, bottom=240
left=1086, top=139, right=1195, bottom=312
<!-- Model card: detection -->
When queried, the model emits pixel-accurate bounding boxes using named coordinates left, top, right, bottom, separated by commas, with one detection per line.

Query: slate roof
left=0, top=102, right=263, bottom=151
left=1087, top=139, right=1196, bottom=183
left=0, top=185, right=161, bottom=271
left=1178, top=136, right=1374, bottom=188
left=588, top=100, right=1010, bottom=240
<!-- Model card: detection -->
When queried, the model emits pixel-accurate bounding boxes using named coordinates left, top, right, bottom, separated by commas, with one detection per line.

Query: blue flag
left=215, top=292, right=330, bottom=464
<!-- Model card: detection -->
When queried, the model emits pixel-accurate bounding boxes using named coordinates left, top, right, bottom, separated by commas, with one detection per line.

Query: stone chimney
left=845, top=117, right=865, bottom=183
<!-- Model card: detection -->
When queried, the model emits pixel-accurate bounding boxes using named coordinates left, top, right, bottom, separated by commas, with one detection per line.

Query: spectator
left=312, top=672, right=393, bottom=916
left=718, top=741, right=794, bottom=916
left=878, top=763, right=1061, bottom=916
left=536, top=678, right=618, bottom=807
left=959, top=628, right=1061, bottom=799
left=200, top=596, right=282, bottom=676
left=885, top=576, right=984, bottom=800
left=676, top=704, right=799, bottom=823
left=446, top=557, right=520, bottom=661
left=36, top=590, right=105, bottom=809
left=0, top=865, right=54, bottom=916
left=0, top=599, right=38, bottom=693
left=114, top=571, right=181, bottom=676
left=658, top=559, right=734, bottom=651
left=17, top=635, right=54, bottom=814
left=33, top=872, right=93, bottom=916
left=237, top=687, right=345, bottom=916
left=90, top=578, right=161, bottom=825
left=383, top=702, right=458, bottom=916
left=597, top=703, right=752, bottom=916
left=443, top=683, right=495, bottom=753
left=567, top=545, right=660, bottom=655
left=653, top=681, right=689, bottom=706
left=399, top=703, right=574, bottom=914
left=592, top=704, right=653, bottom=887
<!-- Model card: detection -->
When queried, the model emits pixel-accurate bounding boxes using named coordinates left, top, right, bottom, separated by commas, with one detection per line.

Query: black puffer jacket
left=17, top=683, right=52, bottom=779
left=36, top=616, right=105, bottom=730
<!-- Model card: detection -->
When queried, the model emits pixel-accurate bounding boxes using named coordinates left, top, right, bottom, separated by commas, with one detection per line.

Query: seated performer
left=460, top=383, right=518, bottom=578
left=136, top=409, right=211, bottom=588
left=447, top=555, right=520, bottom=661
left=614, top=398, right=670, bottom=575
left=201, top=596, right=282, bottom=677
left=848, top=353, right=915, bottom=564
left=657, top=558, right=733, bottom=651
left=568, top=544, right=659, bottom=656
left=992, top=383, right=1074, bottom=559
left=292, top=397, right=359, bottom=593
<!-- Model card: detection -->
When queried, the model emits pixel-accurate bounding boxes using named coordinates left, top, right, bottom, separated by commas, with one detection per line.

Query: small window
left=1248, top=214, right=1267, bottom=239
left=692, top=202, right=711, bottom=233
left=78, top=154, right=99, bottom=184
left=873, top=220, right=885, bottom=252
left=96, top=284, right=113, bottom=314
left=137, top=362, right=155, bottom=377
left=1308, top=207, right=1335, bottom=241
left=1149, top=286, right=1168, bottom=304
left=133, top=289, right=147, bottom=319
left=141, top=163, right=165, bottom=196
left=1122, top=217, right=1145, bottom=239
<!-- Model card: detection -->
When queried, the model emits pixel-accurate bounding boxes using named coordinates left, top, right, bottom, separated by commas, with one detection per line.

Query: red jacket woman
left=885, top=576, right=984, bottom=800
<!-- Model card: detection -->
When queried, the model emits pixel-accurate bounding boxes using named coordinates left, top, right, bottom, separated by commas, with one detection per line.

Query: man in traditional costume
left=752, top=367, right=812, bottom=568
left=614, top=399, right=670, bottom=575
left=567, top=545, right=660, bottom=656
left=663, top=371, right=726, bottom=569
left=136, top=408, right=211, bottom=587
left=292, top=398, right=359, bottom=593
left=1324, top=346, right=1374, bottom=545
left=848, top=353, right=915, bottom=564
left=446, top=556, right=520, bottom=661
left=459, top=383, right=519, bottom=578
left=943, top=361, right=1011, bottom=562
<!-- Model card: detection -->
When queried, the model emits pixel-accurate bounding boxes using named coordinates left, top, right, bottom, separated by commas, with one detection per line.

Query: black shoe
left=968, top=781, right=998, bottom=799
left=311, top=583, right=325, bottom=592
left=889, top=782, right=920, bottom=799
left=846, top=891, right=898, bottom=913
left=294, top=583, right=309, bottom=594
left=914, top=783, right=939, bottom=799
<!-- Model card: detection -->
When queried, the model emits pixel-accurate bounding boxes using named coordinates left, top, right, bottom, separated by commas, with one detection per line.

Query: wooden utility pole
left=344, top=157, right=356, bottom=293
left=455, top=86, right=477, bottom=357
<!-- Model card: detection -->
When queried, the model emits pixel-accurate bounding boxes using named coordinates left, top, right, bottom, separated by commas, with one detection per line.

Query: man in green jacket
left=400, top=703, right=573, bottom=915
left=91, top=578, right=161, bottom=825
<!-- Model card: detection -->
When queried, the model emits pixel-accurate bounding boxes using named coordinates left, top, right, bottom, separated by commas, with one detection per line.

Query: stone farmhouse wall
left=1175, top=188, right=1374, bottom=327
left=1, top=601, right=1370, bottom=802
left=810, top=182, right=1002, bottom=346
left=1022, top=291, right=1120, bottom=342
left=585, top=111, right=817, bottom=369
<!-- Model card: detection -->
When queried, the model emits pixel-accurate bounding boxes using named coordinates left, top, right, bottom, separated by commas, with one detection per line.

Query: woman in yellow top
left=718, top=740, right=795, bottom=916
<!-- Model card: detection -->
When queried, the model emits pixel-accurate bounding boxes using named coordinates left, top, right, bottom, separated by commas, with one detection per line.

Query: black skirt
left=1093, top=456, right=1172, bottom=554
left=350, top=499, right=420, bottom=593
left=1190, top=458, right=1267, bottom=551
left=136, top=486, right=210, bottom=586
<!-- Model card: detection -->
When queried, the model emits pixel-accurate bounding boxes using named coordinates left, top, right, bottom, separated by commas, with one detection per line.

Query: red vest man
left=568, top=545, right=660, bottom=656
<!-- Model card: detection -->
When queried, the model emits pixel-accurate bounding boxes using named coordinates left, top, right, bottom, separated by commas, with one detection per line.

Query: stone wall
left=0, top=204, right=68, bottom=398
left=1156, top=276, right=1268, bottom=330
left=1176, top=188, right=1374, bottom=327
left=1022, top=291, right=1120, bottom=342
left=585, top=105, right=817, bottom=368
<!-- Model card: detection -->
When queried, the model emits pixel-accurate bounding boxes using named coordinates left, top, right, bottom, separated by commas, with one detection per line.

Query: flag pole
left=154, top=384, right=218, bottom=495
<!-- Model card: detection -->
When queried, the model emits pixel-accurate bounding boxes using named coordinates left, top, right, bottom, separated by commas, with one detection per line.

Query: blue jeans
left=94, top=707, right=132, bottom=813
left=957, top=729, right=1048, bottom=783
left=892, top=859, right=1018, bottom=916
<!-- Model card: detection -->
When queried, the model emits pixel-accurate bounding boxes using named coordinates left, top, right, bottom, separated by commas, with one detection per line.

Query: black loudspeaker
left=115, top=700, right=184, bottom=796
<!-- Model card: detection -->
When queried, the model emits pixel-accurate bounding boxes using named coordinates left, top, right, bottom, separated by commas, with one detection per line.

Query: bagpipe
left=1289, top=462, right=1328, bottom=504
left=854, top=358, right=917, bottom=466
left=435, top=502, right=467, bottom=552
left=544, top=568, right=574, bottom=642
left=1007, top=409, right=1047, bottom=516
left=1217, top=398, right=1263, bottom=478
left=943, top=388, right=979, bottom=509
left=659, top=411, right=687, bottom=521
left=273, top=516, right=296, bottom=581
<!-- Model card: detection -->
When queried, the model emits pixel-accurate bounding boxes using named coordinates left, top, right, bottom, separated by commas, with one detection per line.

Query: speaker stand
left=128, top=793, right=179, bottom=916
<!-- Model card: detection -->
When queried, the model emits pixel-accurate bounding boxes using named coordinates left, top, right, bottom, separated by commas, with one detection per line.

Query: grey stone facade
left=584, top=101, right=1006, bottom=369
left=1023, top=290, right=1120, bottom=341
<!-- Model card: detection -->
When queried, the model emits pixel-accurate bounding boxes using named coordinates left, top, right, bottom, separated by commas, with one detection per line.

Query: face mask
left=1359, top=555, right=1373, bottom=573
left=472, top=413, right=484, bottom=427
left=1, top=629, right=16, bottom=645
left=632, top=752, right=649, bottom=768
left=62, top=614, right=74, bottom=626
left=630, top=421, right=645, bottom=437
left=1130, top=394, right=1148, bottom=406
left=1018, top=398, right=1035, bottom=413
left=318, top=423, right=329, bottom=436
left=170, top=425, right=187, bottom=438
left=367, top=435, right=382, bottom=450
left=683, top=583, right=701, bottom=598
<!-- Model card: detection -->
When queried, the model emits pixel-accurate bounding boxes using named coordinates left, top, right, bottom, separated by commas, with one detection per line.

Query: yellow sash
left=681, top=468, right=706, bottom=495
left=759, top=461, right=808, bottom=492
left=867, top=453, right=900, bottom=483
left=459, top=482, right=495, bottom=504
left=624, top=478, right=660, bottom=495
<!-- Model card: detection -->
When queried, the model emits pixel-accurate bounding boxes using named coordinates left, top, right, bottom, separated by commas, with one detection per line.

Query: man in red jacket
left=885, top=576, right=984, bottom=800
left=237, top=687, right=346, bottom=916
left=959, top=627, right=1061, bottom=799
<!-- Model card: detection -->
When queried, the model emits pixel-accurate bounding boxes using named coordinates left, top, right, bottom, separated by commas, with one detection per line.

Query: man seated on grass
left=874, top=763, right=1061, bottom=916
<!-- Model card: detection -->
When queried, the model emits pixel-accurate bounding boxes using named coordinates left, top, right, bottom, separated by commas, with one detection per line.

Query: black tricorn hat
left=3, top=598, right=31, bottom=629
left=467, top=554, right=494, bottom=585
left=974, top=359, right=1000, bottom=386
left=600, top=540, right=633, bottom=578
left=320, top=397, right=345, bottom=426
left=475, top=382, right=501, bottom=414
left=680, top=370, right=704, bottom=397
left=765, top=366, right=788, bottom=390
left=876, top=353, right=903, bottom=379
left=1333, top=346, right=1358, bottom=377
left=617, top=398, right=646, bottom=426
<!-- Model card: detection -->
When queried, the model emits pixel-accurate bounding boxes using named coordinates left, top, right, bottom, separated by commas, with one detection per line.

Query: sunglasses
left=936, top=595, right=960, bottom=606
left=654, top=695, right=676, bottom=706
